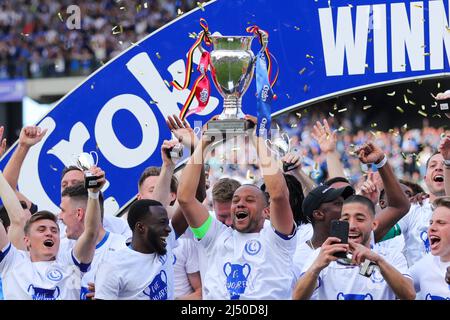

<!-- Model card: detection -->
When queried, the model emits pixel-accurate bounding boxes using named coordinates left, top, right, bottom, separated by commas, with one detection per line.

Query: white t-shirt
left=397, top=201, right=433, bottom=266
left=103, top=215, right=132, bottom=240
left=293, top=242, right=315, bottom=281
left=301, top=246, right=411, bottom=300
left=0, top=243, right=89, bottom=300
left=297, top=223, right=313, bottom=244
left=374, top=235, right=405, bottom=254
left=173, top=237, right=200, bottom=298
left=409, top=254, right=450, bottom=300
left=199, top=218, right=297, bottom=300
left=94, top=229, right=177, bottom=300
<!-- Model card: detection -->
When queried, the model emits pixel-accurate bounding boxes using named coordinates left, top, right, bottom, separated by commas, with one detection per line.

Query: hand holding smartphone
left=330, top=220, right=349, bottom=259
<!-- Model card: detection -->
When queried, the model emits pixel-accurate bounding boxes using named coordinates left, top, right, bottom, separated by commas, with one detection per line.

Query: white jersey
left=397, top=201, right=433, bottom=266
left=173, top=237, right=200, bottom=298
left=293, top=242, right=315, bottom=280
left=199, top=218, right=297, bottom=300
left=94, top=229, right=177, bottom=300
left=374, top=235, right=405, bottom=254
left=103, top=215, right=132, bottom=240
left=0, top=243, right=89, bottom=300
left=409, top=254, right=450, bottom=300
left=301, top=246, right=411, bottom=300
left=297, top=223, right=313, bottom=244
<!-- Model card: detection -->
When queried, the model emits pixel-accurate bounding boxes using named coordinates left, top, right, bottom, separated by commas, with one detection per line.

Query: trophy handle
left=89, top=151, right=99, bottom=166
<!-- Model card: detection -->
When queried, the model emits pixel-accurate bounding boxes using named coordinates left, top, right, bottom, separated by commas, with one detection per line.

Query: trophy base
left=84, top=172, right=100, bottom=189
left=204, top=119, right=250, bottom=137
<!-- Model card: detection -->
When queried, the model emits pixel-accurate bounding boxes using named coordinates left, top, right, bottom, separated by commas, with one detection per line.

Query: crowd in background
left=0, top=0, right=197, bottom=79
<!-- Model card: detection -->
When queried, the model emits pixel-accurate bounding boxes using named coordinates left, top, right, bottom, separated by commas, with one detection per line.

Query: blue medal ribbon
left=255, top=51, right=273, bottom=138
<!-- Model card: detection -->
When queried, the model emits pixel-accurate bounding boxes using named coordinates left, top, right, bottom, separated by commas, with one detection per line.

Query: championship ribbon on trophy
left=172, top=19, right=278, bottom=138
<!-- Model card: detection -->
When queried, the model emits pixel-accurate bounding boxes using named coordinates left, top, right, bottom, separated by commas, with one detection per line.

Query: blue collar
left=96, top=232, right=110, bottom=249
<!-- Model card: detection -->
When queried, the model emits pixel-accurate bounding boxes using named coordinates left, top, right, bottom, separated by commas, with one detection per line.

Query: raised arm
left=0, top=171, right=29, bottom=250
left=356, top=142, right=410, bottom=242
left=73, top=166, right=105, bottom=264
left=439, top=135, right=450, bottom=196
left=311, top=119, right=346, bottom=179
left=3, top=126, right=47, bottom=207
left=151, top=140, right=178, bottom=207
left=247, top=116, right=293, bottom=235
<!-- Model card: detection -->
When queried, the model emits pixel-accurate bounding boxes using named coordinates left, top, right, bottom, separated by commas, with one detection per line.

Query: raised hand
left=358, top=172, right=380, bottom=205
left=356, top=142, right=385, bottom=165
left=349, top=241, right=380, bottom=265
left=435, top=90, right=450, bottom=119
left=281, top=152, right=301, bottom=172
left=311, top=119, right=337, bottom=154
left=19, top=126, right=48, bottom=148
left=0, top=126, right=7, bottom=157
left=166, top=115, right=198, bottom=149
left=439, top=135, right=450, bottom=160
left=310, top=237, right=349, bottom=272
left=88, top=166, right=106, bottom=193
left=160, top=139, right=180, bottom=167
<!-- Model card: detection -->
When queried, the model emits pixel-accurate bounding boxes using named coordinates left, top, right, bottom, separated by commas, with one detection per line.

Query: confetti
left=303, top=84, right=309, bottom=92
left=332, top=103, right=338, bottom=110
left=144, top=2, right=148, bottom=9
left=370, top=123, right=377, bottom=128
left=149, top=100, right=158, bottom=104
left=164, top=80, right=170, bottom=87
left=197, top=2, right=205, bottom=11
left=421, top=105, right=425, bottom=110
left=363, top=96, right=367, bottom=100
left=348, top=4, right=353, bottom=8
left=329, top=112, right=335, bottom=117
left=370, top=131, right=377, bottom=137
left=365, top=64, right=369, bottom=69
left=291, top=123, right=298, bottom=128
left=414, top=4, right=423, bottom=8
left=432, top=114, right=442, bottom=118
left=90, top=83, right=95, bottom=90
left=294, top=26, right=300, bottom=31
left=418, top=110, right=427, bottom=117
left=396, top=106, right=404, bottom=113
left=338, top=108, right=347, bottom=113
left=387, top=91, right=396, bottom=96
left=177, top=8, right=184, bottom=16
left=338, top=126, right=345, bottom=132
left=136, top=4, right=142, bottom=13
left=188, top=32, right=198, bottom=39
left=156, top=52, right=161, bottom=59
left=20, top=32, right=29, bottom=37
left=363, top=105, right=372, bottom=110
left=57, top=12, right=64, bottom=22
left=401, top=152, right=407, bottom=160
left=119, top=6, right=126, bottom=10
left=403, top=94, right=409, bottom=104
left=286, top=93, right=291, bottom=99
left=112, top=25, right=123, bottom=35
left=306, top=54, right=314, bottom=59
left=424, top=52, right=430, bottom=56
left=246, top=170, right=254, bottom=181
left=407, top=89, right=413, bottom=94
left=50, top=165, right=58, bottom=171
left=408, top=100, right=416, bottom=105
left=299, top=67, right=306, bottom=75
left=438, top=82, right=441, bottom=88
left=417, top=79, right=423, bottom=85
left=296, top=112, right=302, bottom=118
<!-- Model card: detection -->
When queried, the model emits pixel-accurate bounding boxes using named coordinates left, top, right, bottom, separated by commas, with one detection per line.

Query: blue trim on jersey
left=95, top=231, right=110, bottom=249
left=0, top=277, right=3, bottom=300
left=71, top=251, right=91, bottom=273
left=274, top=224, right=297, bottom=240
left=0, top=243, right=11, bottom=263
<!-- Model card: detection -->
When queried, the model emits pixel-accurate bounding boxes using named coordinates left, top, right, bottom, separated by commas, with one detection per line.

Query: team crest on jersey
left=158, top=255, right=167, bottom=265
left=244, top=240, right=262, bottom=256
left=28, top=285, right=60, bottom=300
left=336, top=292, right=373, bottom=300
left=143, top=270, right=168, bottom=300
left=420, top=230, right=431, bottom=253
left=223, top=262, right=251, bottom=300
left=369, top=268, right=384, bottom=283
left=46, top=268, right=63, bottom=281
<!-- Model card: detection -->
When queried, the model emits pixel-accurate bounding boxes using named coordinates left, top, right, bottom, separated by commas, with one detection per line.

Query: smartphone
left=434, top=98, right=450, bottom=113
left=330, top=220, right=349, bottom=258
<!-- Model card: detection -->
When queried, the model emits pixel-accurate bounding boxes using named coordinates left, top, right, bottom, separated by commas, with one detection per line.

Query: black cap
left=302, top=185, right=354, bottom=221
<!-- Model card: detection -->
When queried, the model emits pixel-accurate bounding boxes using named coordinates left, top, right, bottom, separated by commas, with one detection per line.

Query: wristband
left=88, top=191, right=99, bottom=199
left=375, top=155, right=388, bottom=169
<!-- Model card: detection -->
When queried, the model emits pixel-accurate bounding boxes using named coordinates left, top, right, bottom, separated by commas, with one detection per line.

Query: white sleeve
left=387, top=250, right=411, bottom=279
left=0, top=243, right=21, bottom=277
left=264, top=223, right=297, bottom=257
left=197, top=218, right=227, bottom=251
left=301, top=249, right=321, bottom=274
left=184, top=240, right=199, bottom=274
left=397, top=204, right=419, bottom=238
left=408, top=261, right=422, bottom=293
left=94, top=262, right=120, bottom=300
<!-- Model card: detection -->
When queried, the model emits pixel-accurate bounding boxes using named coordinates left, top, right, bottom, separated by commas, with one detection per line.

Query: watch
left=444, top=159, right=450, bottom=167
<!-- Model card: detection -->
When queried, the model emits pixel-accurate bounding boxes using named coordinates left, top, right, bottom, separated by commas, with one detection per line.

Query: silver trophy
left=205, top=34, right=267, bottom=136
left=76, top=151, right=99, bottom=189
left=265, top=132, right=297, bottom=172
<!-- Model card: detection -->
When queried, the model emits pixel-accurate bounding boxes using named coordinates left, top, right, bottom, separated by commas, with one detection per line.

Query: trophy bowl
left=205, top=35, right=256, bottom=136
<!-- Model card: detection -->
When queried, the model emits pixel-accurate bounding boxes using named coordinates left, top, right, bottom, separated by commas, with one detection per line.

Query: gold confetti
left=112, top=25, right=123, bottom=35
left=363, top=96, right=367, bottom=100
left=149, top=100, right=158, bottom=104
left=188, top=32, right=198, bottom=39
left=363, top=105, right=372, bottom=110
left=50, top=165, right=58, bottom=171
left=246, top=169, right=254, bottom=181
left=177, top=8, right=184, bottom=16
left=401, top=152, right=407, bottom=160
left=286, top=93, right=291, bottom=99
left=294, top=26, right=300, bottom=31
left=432, top=113, right=442, bottom=118
left=306, top=54, right=314, bottom=59
left=409, top=100, right=416, bottom=105
left=296, top=112, right=302, bottom=118
left=197, top=2, right=205, bottom=11
left=303, top=84, right=309, bottom=92
left=20, top=32, right=29, bottom=37
left=370, top=123, right=377, bottom=128
left=338, top=108, right=347, bottom=113
left=348, top=4, right=353, bottom=8
left=90, top=83, right=95, bottom=90
left=291, top=123, right=298, bottom=128
left=387, top=91, right=396, bottom=96
left=156, top=52, right=161, bottom=59
left=402, top=123, right=408, bottom=130
left=164, top=80, right=170, bottom=87
left=329, top=112, right=335, bottom=117
left=332, top=103, right=338, bottom=110
left=299, top=67, right=306, bottom=75
left=414, top=4, right=423, bottom=8
left=424, top=52, right=430, bottom=56
left=407, top=89, right=413, bottom=94
left=119, top=6, right=126, bottom=10
left=144, top=2, right=148, bottom=9
left=370, top=131, right=377, bottom=137
left=231, top=147, right=240, bottom=151
left=57, top=12, right=64, bottom=22
left=421, top=105, right=425, bottom=110
left=403, top=95, right=409, bottom=104
left=338, top=126, right=345, bottom=132
left=136, top=4, right=142, bottom=13
left=417, top=79, right=423, bottom=85
left=365, top=64, right=369, bottom=69
left=438, top=82, right=441, bottom=88
left=308, top=60, right=314, bottom=65
left=119, top=41, right=123, bottom=45
left=418, top=110, right=427, bottom=117
left=396, top=106, right=404, bottom=113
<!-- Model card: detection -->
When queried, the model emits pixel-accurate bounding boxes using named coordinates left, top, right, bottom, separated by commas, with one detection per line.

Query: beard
left=147, top=230, right=167, bottom=256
